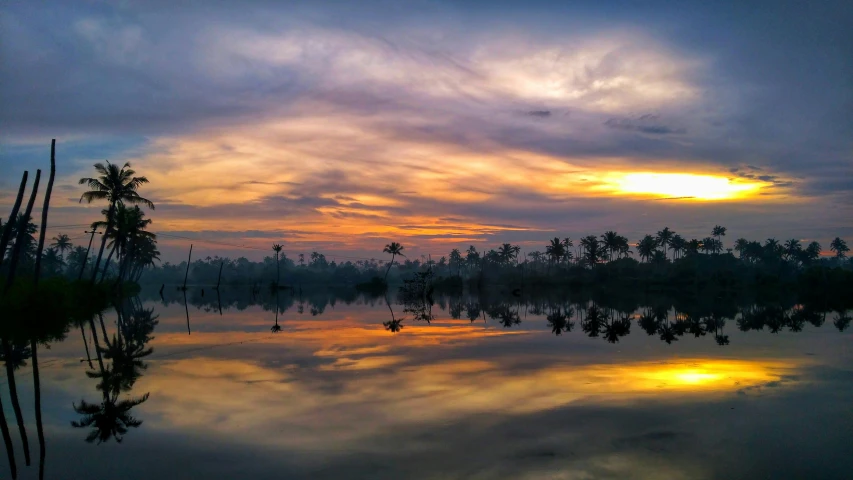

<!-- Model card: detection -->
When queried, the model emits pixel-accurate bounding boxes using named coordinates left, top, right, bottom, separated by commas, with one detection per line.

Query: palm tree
left=51, top=233, right=72, bottom=260
left=545, top=237, right=565, bottom=272
left=601, top=231, right=620, bottom=262
left=637, top=235, right=657, bottom=263
left=580, top=235, right=604, bottom=267
left=803, top=241, right=822, bottom=265
left=783, top=239, right=802, bottom=262
left=498, top=243, right=515, bottom=265
left=79, top=161, right=154, bottom=282
left=272, top=244, right=283, bottom=285
left=561, top=237, right=573, bottom=266
left=734, top=238, right=748, bottom=258
left=655, top=227, right=674, bottom=259
left=830, top=237, right=849, bottom=259
left=669, top=234, right=686, bottom=260
left=383, top=242, right=405, bottom=280
left=712, top=225, right=727, bottom=249
left=449, top=248, right=462, bottom=276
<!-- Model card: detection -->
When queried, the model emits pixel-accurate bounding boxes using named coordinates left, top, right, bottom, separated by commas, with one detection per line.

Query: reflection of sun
left=603, top=172, right=766, bottom=200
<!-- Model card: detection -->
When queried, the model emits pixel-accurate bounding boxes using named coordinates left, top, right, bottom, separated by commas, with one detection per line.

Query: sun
left=603, top=172, right=766, bottom=200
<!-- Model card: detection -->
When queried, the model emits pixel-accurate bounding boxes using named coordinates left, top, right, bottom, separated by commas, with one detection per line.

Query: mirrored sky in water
left=4, top=290, right=852, bottom=479
left=1, top=1, right=852, bottom=261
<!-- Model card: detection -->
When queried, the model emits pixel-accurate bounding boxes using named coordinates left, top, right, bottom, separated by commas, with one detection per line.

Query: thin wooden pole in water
left=184, top=291, right=191, bottom=335
left=34, top=139, right=57, bottom=285
left=4, top=170, right=40, bottom=294
left=182, top=244, right=193, bottom=290
left=31, top=338, right=45, bottom=480
left=215, top=260, right=223, bottom=290
left=0, top=171, right=28, bottom=268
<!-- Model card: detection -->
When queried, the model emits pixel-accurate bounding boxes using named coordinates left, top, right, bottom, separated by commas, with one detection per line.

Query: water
left=2, top=287, right=851, bottom=479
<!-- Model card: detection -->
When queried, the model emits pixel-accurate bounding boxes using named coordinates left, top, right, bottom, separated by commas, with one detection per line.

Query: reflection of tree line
left=147, top=285, right=385, bottom=317
left=386, top=288, right=851, bottom=345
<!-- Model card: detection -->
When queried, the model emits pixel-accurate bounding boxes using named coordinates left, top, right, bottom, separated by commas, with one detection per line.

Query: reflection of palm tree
left=74, top=314, right=150, bottom=444
left=271, top=292, right=282, bottom=333
left=72, top=393, right=150, bottom=444
left=383, top=297, right=404, bottom=333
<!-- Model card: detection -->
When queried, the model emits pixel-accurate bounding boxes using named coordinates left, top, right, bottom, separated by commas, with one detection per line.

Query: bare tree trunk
left=4, top=170, right=41, bottom=293
left=0, top=171, right=29, bottom=268
left=215, top=260, right=223, bottom=289
left=34, top=140, right=56, bottom=284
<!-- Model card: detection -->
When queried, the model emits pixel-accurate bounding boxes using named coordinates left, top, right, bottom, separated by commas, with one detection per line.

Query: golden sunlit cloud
left=600, top=172, right=767, bottom=200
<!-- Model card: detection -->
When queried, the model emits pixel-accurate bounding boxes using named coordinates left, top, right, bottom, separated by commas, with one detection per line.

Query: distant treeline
left=138, top=227, right=852, bottom=293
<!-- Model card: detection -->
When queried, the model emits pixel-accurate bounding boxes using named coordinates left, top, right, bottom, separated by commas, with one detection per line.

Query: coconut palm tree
left=712, top=225, right=727, bottom=249
left=383, top=242, right=405, bottom=280
left=803, top=241, right=822, bottom=265
left=669, top=234, right=686, bottom=260
left=50, top=233, right=72, bottom=261
left=783, top=239, right=802, bottom=262
left=272, top=244, right=283, bottom=286
left=498, top=243, right=515, bottom=265
left=580, top=235, right=604, bottom=267
left=655, top=227, right=674, bottom=259
left=601, top=231, right=621, bottom=262
left=545, top=237, right=565, bottom=272
left=734, top=238, right=748, bottom=258
left=637, top=235, right=657, bottom=263
left=561, top=237, right=573, bottom=266
left=830, top=237, right=849, bottom=259
left=79, top=161, right=154, bottom=282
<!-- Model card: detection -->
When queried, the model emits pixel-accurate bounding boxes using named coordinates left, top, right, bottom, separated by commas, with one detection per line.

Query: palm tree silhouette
left=383, top=242, right=405, bottom=281
left=272, top=244, right=283, bottom=286
left=712, top=225, right=727, bottom=249
left=545, top=237, right=565, bottom=272
left=655, top=227, right=674, bottom=259
left=601, top=231, right=621, bottom=262
left=637, top=235, right=657, bottom=263
left=50, top=233, right=72, bottom=261
left=78, top=161, right=154, bottom=282
left=734, top=238, right=748, bottom=258
left=830, top=237, right=849, bottom=259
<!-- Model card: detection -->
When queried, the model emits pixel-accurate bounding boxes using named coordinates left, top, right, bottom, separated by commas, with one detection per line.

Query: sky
left=1, top=0, right=852, bottom=262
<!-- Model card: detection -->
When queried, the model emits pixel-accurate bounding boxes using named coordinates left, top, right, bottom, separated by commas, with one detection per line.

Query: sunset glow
left=604, top=173, right=767, bottom=200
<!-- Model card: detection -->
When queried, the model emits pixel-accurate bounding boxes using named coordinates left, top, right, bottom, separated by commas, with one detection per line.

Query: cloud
left=604, top=116, right=686, bottom=135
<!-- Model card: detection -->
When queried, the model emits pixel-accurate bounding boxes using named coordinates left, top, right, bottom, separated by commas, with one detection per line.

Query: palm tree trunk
left=3, top=340, right=30, bottom=466
left=90, top=202, right=116, bottom=283
left=33, top=140, right=56, bottom=284
left=384, top=254, right=395, bottom=281
left=4, top=170, right=41, bottom=294
left=99, top=243, right=117, bottom=282
left=78, top=229, right=97, bottom=280
left=0, top=171, right=29, bottom=268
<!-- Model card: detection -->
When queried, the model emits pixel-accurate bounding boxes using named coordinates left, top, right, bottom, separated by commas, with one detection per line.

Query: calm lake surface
left=3, top=287, right=852, bottom=479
